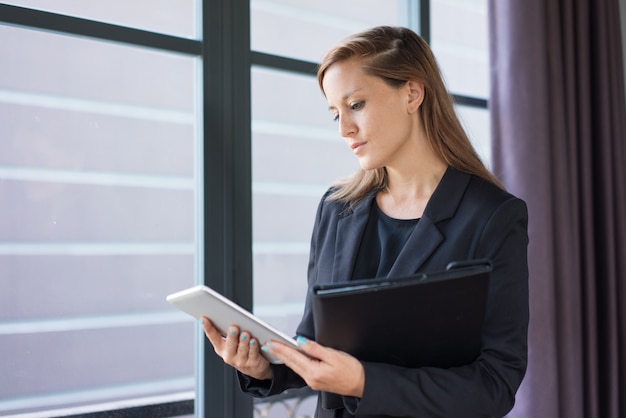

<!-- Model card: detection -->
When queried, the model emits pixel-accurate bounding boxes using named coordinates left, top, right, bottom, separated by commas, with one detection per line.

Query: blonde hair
left=317, top=26, right=502, bottom=206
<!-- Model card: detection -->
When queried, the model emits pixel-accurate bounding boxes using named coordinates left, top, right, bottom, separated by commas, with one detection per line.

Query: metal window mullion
left=52, top=399, right=194, bottom=418
left=200, top=0, right=253, bottom=417
left=0, top=4, right=201, bottom=55
left=420, top=0, right=431, bottom=44
left=251, top=51, right=318, bottom=75
left=453, top=94, right=488, bottom=108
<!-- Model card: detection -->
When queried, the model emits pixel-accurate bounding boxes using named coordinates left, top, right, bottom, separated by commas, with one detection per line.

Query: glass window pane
left=456, top=105, right=492, bottom=168
left=251, top=4, right=413, bottom=416
left=251, top=0, right=412, bottom=62
left=0, top=25, right=199, bottom=415
left=431, top=0, right=489, bottom=98
left=3, top=0, right=198, bottom=39
left=251, top=66, right=357, bottom=334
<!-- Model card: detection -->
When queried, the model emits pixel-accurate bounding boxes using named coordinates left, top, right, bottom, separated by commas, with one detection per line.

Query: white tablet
left=166, top=285, right=301, bottom=364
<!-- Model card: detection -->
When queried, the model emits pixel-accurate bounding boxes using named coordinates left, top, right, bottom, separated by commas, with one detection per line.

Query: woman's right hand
left=201, top=316, right=273, bottom=381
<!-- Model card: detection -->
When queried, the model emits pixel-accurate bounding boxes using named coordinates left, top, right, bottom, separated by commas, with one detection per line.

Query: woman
left=203, top=26, right=529, bottom=417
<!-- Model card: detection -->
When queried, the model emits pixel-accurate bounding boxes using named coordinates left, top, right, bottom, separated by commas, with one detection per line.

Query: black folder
left=311, top=260, right=491, bottom=369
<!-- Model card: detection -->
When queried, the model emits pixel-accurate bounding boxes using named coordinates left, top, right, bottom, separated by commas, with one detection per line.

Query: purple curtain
left=488, top=0, right=626, bottom=417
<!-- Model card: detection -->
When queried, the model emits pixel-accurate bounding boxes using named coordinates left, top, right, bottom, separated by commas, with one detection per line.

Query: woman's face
left=322, top=58, right=422, bottom=171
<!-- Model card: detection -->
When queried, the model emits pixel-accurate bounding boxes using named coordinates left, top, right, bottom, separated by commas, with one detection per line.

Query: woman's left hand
left=263, top=337, right=365, bottom=398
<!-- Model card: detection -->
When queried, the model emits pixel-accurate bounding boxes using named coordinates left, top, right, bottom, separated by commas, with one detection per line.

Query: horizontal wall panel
left=431, top=0, right=489, bottom=98
left=252, top=253, right=308, bottom=307
left=252, top=194, right=319, bottom=241
left=0, top=323, right=194, bottom=400
left=0, top=25, right=195, bottom=111
left=2, top=0, right=198, bottom=39
left=455, top=105, right=491, bottom=167
left=251, top=0, right=411, bottom=63
left=0, top=254, right=195, bottom=320
left=0, top=6, right=200, bottom=416
left=0, top=180, right=195, bottom=241
left=252, top=132, right=356, bottom=185
left=0, top=103, right=194, bottom=177
left=252, top=66, right=332, bottom=128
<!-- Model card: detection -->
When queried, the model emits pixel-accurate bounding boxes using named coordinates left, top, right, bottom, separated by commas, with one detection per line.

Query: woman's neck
left=377, top=160, right=447, bottom=220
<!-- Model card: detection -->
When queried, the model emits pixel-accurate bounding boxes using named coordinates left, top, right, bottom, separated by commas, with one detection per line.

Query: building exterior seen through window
left=0, top=2, right=199, bottom=416
left=0, top=0, right=489, bottom=416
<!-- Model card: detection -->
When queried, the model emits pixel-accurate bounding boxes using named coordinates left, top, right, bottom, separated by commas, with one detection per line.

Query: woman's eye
left=331, top=102, right=363, bottom=122
left=350, top=101, right=364, bottom=111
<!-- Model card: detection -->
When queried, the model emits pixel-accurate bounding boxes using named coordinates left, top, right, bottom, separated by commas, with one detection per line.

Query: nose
left=338, top=114, right=357, bottom=138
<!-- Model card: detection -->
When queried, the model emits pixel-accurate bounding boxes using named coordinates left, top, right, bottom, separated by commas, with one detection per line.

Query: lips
left=351, top=142, right=366, bottom=152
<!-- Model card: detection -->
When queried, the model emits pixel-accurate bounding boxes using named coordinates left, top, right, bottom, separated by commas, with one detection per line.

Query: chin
left=357, top=159, right=383, bottom=171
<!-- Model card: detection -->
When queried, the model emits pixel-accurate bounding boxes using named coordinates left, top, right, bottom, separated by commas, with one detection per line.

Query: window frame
left=0, top=1, right=489, bottom=417
left=0, top=1, right=252, bottom=417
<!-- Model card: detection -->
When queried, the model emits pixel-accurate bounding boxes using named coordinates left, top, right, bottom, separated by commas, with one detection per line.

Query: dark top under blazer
left=239, top=167, right=529, bottom=418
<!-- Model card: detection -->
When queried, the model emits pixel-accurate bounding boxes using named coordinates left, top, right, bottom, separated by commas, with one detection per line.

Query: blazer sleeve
left=345, top=197, right=529, bottom=418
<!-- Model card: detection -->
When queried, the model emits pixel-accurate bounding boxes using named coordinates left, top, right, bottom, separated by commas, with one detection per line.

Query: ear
left=405, top=80, right=424, bottom=114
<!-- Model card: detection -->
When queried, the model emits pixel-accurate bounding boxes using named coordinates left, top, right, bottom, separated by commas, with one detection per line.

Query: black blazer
left=240, top=167, right=529, bottom=418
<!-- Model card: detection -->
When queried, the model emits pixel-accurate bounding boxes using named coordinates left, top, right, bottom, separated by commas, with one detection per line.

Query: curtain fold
left=488, top=0, right=626, bottom=417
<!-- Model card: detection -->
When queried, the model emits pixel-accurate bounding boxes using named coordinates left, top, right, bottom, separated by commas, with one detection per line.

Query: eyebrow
left=327, top=87, right=364, bottom=111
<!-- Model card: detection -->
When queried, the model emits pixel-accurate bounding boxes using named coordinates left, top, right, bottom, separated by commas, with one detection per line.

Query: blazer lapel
left=387, top=167, right=471, bottom=277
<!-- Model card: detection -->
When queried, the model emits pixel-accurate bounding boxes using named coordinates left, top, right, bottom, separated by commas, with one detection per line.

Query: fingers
left=262, top=336, right=322, bottom=375
left=201, top=317, right=225, bottom=354
left=264, top=336, right=322, bottom=363
left=223, top=326, right=241, bottom=362
left=200, top=316, right=273, bottom=380
left=263, top=337, right=365, bottom=398
left=227, top=329, right=256, bottom=363
left=204, top=319, right=249, bottom=364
